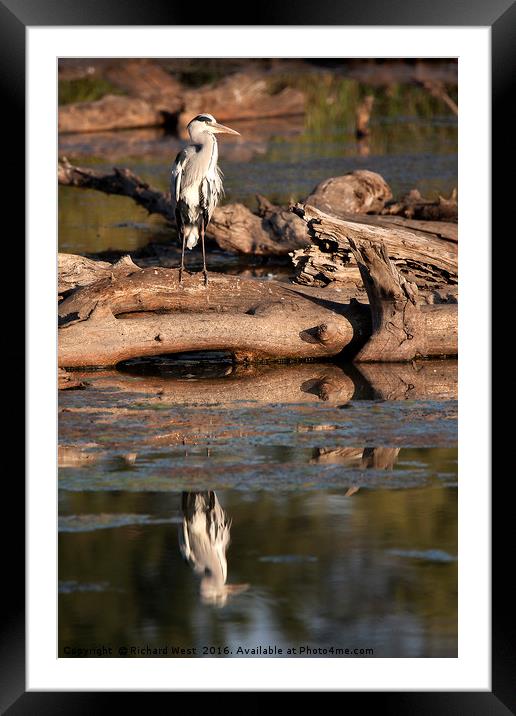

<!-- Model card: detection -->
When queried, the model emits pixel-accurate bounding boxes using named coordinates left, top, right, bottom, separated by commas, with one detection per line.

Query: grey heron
left=170, top=113, right=240, bottom=285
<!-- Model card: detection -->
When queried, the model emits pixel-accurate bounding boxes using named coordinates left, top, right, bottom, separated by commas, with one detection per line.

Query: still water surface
left=59, top=360, right=457, bottom=658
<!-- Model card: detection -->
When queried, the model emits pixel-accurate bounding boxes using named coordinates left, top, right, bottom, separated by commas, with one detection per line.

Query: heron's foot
left=203, top=270, right=209, bottom=287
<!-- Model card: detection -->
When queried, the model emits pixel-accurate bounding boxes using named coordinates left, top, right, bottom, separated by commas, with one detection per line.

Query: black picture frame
left=5, top=0, right=513, bottom=710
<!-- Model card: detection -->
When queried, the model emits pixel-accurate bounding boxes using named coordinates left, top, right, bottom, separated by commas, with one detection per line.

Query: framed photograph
left=4, top=0, right=512, bottom=709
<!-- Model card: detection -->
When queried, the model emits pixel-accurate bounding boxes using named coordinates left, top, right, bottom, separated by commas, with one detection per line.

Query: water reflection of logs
left=355, top=361, right=457, bottom=401
left=60, top=360, right=457, bottom=403
left=311, top=446, right=402, bottom=496
left=63, top=364, right=357, bottom=404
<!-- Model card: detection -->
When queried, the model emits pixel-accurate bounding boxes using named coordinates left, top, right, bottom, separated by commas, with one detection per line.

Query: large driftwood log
left=293, top=204, right=457, bottom=362
left=305, top=171, right=393, bottom=216
left=58, top=265, right=359, bottom=367
left=58, top=160, right=458, bottom=271
left=59, top=65, right=305, bottom=134
left=59, top=95, right=165, bottom=134
left=292, top=203, right=458, bottom=295
left=178, top=71, right=305, bottom=129
left=59, top=61, right=184, bottom=134
left=346, top=239, right=422, bottom=361
left=382, top=188, right=458, bottom=222
left=57, top=253, right=456, bottom=367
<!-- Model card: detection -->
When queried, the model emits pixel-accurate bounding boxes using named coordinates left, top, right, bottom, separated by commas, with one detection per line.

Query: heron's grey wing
left=170, top=146, right=196, bottom=208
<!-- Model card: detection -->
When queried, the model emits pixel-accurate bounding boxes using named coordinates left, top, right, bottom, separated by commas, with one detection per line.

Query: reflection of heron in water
left=179, top=492, right=249, bottom=606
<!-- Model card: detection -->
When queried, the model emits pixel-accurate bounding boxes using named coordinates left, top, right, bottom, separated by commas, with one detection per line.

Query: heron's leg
left=179, top=230, right=186, bottom=284
left=201, top=219, right=208, bottom=286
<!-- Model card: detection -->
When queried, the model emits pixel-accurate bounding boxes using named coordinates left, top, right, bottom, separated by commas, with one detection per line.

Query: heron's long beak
left=211, top=121, right=240, bottom=135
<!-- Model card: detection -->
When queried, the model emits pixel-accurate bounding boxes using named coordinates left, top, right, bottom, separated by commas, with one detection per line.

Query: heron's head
left=187, top=113, right=240, bottom=141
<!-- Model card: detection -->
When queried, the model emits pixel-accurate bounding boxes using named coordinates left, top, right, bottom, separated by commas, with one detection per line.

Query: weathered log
left=57, top=254, right=456, bottom=367
left=178, top=71, right=305, bottom=130
left=306, top=171, right=393, bottom=217
left=58, top=95, right=165, bottom=134
left=59, top=65, right=305, bottom=135
left=58, top=267, right=361, bottom=367
left=293, top=204, right=457, bottom=362
left=347, top=238, right=422, bottom=361
left=58, top=160, right=457, bottom=267
left=58, top=61, right=182, bottom=135
left=58, top=158, right=175, bottom=221
left=208, top=197, right=309, bottom=255
left=382, top=188, right=458, bottom=222
left=59, top=254, right=111, bottom=294
left=291, top=203, right=458, bottom=294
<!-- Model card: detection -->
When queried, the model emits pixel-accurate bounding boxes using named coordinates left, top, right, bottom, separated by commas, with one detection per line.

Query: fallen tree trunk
left=382, top=188, right=458, bottom=222
left=346, top=238, right=422, bottom=361
left=59, top=65, right=305, bottom=134
left=291, top=203, right=458, bottom=296
left=58, top=160, right=458, bottom=273
left=58, top=265, right=360, bottom=367
left=293, top=204, right=457, bottom=362
left=59, top=95, right=166, bottom=134
left=58, top=254, right=457, bottom=367
left=178, top=71, right=305, bottom=129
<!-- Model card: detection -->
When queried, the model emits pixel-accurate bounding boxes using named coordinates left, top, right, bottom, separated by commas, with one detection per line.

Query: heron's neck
left=190, top=131, right=218, bottom=170
left=200, top=134, right=218, bottom=172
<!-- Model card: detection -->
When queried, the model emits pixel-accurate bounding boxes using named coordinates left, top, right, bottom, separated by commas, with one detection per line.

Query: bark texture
left=58, top=265, right=361, bottom=367
left=346, top=239, right=422, bottom=362
left=306, top=171, right=393, bottom=216
left=292, top=204, right=457, bottom=361
left=291, top=203, right=458, bottom=298
left=57, top=254, right=457, bottom=367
